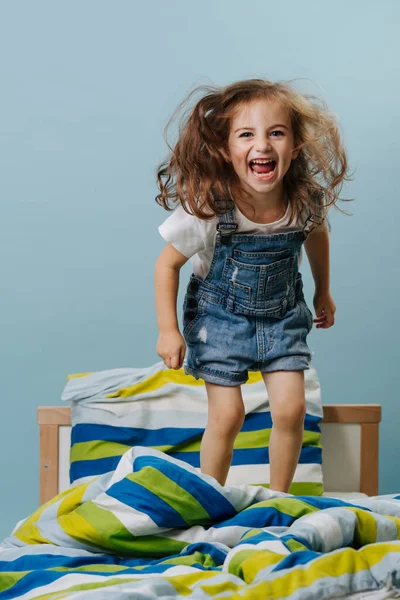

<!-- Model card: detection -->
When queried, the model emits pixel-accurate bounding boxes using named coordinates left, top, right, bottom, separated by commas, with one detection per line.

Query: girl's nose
left=256, top=135, right=272, bottom=152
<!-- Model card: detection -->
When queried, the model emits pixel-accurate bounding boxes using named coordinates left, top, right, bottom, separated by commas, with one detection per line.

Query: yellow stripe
left=166, top=571, right=225, bottom=595
left=14, top=486, right=75, bottom=545
left=234, top=549, right=284, bottom=583
left=57, top=481, right=90, bottom=517
left=67, top=372, right=93, bottom=380
left=386, top=515, right=400, bottom=536
left=345, top=507, right=377, bottom=546
left=224, top=542, right=400, bottom=599
left=195, top=578, right=244, bottom=596
left=33, top=571, right=218, bottom=600
left=106, top=369, right=264, bottom=398
left=58, top=508, right=107, bottom=549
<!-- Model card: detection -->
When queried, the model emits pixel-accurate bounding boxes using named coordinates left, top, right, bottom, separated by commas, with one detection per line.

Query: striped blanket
left=64, top=361, right=324, bottom=495
left=1, top=446, right=400, bottom=599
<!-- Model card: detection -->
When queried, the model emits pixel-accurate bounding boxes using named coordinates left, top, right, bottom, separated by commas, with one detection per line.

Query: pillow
left=62, top=361, right=323, bottom=495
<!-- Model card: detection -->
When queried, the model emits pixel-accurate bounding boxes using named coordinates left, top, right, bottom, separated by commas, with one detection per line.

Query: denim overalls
left=182, top=202, right=316, bottom=386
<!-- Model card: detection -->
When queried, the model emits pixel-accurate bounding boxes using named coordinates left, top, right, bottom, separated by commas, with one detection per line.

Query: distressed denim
left=182, top=206, right=313, bottom=386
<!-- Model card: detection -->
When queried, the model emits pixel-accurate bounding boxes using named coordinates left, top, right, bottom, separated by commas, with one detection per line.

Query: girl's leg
left=261, top=370, right=306, bottom=493
left=200, top=382, right=245, bottom=486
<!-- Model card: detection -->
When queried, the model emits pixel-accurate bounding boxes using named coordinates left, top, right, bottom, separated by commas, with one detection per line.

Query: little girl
left=154, top=78, right=350, bottom=492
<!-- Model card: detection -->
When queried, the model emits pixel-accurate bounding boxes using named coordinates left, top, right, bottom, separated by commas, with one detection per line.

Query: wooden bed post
left=38, top=407, right=70, bottom=505
left=360, top=422, right=380, bottom=496
left=322, top=404, right=381, bottom=496
left=39, top=425, right=59, bottom=505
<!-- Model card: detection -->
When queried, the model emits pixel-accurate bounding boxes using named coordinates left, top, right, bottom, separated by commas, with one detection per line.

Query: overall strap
left=214, top=197, right=238, bottom=242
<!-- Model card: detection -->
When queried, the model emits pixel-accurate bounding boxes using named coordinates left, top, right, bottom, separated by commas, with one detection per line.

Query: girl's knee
left=273, top=401, right=306, bottom=429
left=208, top=404, right=245, bottom=437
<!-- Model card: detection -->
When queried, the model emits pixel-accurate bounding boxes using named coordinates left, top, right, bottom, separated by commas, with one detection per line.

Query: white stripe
left=14, top=573, right=137, bottom=600
left=225, top=462, right=323, bottom=485
left=15, top=566, right=201, bottom=600
left=93, top=495, right=170, bottom=537
left=158, top=524, right=251, bottom=547
left=302, top=511, right=344, bottom=552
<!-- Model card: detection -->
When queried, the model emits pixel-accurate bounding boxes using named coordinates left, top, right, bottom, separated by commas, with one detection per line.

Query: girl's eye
left=239, top=130, right=284, bottom=138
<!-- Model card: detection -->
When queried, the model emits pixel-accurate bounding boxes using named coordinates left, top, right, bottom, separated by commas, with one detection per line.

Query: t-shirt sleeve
left=158, top=204, right=206, bottom=258
left=298, top=192, right=328, bottom=232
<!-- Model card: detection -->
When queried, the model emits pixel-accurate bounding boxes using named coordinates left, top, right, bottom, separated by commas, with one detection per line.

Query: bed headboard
left=37, top=404, right=381, bottom=505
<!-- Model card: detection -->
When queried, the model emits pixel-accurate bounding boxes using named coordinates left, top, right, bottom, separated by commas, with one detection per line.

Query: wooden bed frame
left=37, top=404, right=381, bottom=505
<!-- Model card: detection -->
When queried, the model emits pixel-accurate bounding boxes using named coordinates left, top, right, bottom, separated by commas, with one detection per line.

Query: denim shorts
left=182, top=285, right=313, bottom=387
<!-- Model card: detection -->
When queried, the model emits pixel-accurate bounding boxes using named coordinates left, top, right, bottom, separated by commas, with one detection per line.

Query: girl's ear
left=292, top=148, right=300, bottom=160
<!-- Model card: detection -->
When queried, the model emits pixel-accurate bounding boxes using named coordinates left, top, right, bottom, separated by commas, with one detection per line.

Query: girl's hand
left=313, top=291, right=336, bottom=329
left=156, top=330, right=186, bottom=369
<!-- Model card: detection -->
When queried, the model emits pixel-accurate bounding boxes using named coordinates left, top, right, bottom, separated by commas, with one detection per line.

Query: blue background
left=1, top=0, right=399, bottom=538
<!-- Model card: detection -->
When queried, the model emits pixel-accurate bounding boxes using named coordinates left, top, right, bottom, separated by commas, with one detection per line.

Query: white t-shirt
left=158, top=202, right=312, bottom=279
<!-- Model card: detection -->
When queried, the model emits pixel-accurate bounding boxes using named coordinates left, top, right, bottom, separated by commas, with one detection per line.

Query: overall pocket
left=233, top=248, right=291, bottom=265
left=182, top=295, right=205, bottom=338
left=222, top=255, right=295, bottom=316
left=299, top=300, right=313, bottom=331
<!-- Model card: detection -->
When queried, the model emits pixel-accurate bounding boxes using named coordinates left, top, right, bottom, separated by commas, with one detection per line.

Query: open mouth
left=249, top=158, right=277, bottom=181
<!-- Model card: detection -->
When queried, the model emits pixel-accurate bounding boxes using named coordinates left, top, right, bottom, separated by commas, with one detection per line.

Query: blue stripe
left=169, top=446, right=322, bottom=468
left=272, top=550, right=320, bottom=571
left=70, top=456, right=119, bottom=482
left=214, top=506, right=296, bottom=529
left=0, top=559, right=213, bottom=600
left=281, top=534, right=313, bottom=550
left=71, top=424, right=203, bottom=446
left=133, top=456, right=236, bottom=521
left=0, top=553, right=151, bottom=572
left=241, top=412, right=321, bottom=433
left=0, top=544, right=227, bottom=576
left=295, top=496, right=372, bottom=512
left=70, top=446, right=322, bottom=482
left=237, top=531, right=279, bottom=545
left=71, top=413, right=320, bottom=445
left=0, top=570, right=72, bottom=600
left=106, top=478, right=188, bottom=527
left=180, top=542, right=227, bottom=564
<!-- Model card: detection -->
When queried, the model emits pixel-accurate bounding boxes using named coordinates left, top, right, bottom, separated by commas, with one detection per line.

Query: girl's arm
left=304, top=225, right=336, bottom=328
left=155, top=243, right=189, bottom=368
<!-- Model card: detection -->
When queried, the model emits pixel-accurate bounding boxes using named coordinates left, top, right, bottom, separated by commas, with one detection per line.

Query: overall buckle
left=216, top=223, right=238, bottom=243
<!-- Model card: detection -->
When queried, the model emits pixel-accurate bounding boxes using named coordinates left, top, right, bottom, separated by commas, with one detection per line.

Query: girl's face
left=227, top=98, right=298, bottom=201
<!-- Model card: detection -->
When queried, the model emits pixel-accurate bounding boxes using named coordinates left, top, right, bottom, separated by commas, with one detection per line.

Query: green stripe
left=51, top=564, right=131, bottom=573
left=290, top=482, right=323, bottom=496
left=70, top=430, right=321, bottom=462
left=162, top=551, right=217, bottom=569
left=227, top=549, right=259, bottom=580
left=0, top=571, right=30, bottom=593
left=244, top=497, right=321, bottom=519
left=70, top=441, right=130, bottom=463
left=126, top=467, right=211, bottom=525
left=251, top=482, right=323, bottom=496
left=76, top=501, right=187, bottom=556
left=284, top=538, right=310, bottom=552
left=241, top=528, right=265, bottom=541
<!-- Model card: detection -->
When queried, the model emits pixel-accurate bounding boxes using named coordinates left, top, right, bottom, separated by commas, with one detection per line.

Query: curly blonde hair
left=155, top=78, right=353, bottom=226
